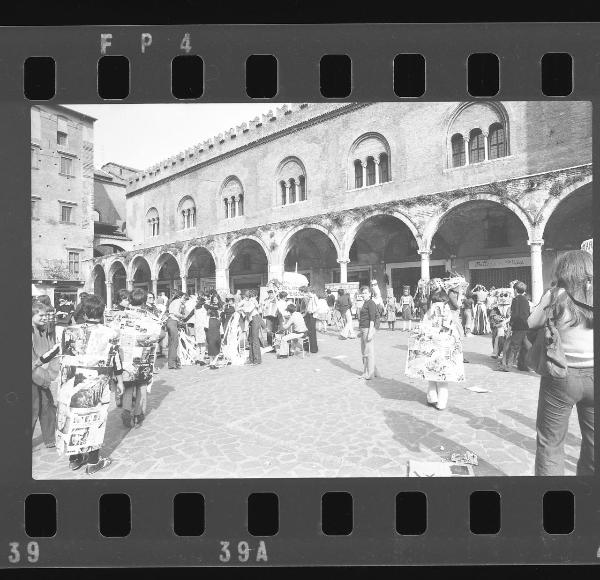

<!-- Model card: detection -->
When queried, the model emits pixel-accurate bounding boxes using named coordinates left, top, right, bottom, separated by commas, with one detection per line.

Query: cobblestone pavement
left=32, top=324, right=584, bottom=479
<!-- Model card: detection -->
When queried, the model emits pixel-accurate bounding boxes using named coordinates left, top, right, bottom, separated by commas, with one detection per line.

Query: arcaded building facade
left=88, top=101, right=592, bottom=307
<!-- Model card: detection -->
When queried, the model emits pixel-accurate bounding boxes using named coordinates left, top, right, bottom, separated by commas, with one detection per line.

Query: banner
left=468, top=256, right=531, bottom=269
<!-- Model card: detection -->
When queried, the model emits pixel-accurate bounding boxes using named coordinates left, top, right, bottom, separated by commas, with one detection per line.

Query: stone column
left=215, top=267, right=229, bottom=294
left=284, top=184, right=289, bottom=205
left=419, top=250, right=431, bottom=281
left=529, top=239, right=544, bottom=305
left=483, top=131, right=489, bottom=161
left=375, top=158, right=380, bottom=185
left=180, top=276, right=187, bottom=294
left=361, top=161, right=367, bottom=187
left=464, top=136, right=470, bottom=166
left=126, top=279, right=134, bottom=291
left=337, top=259, right=349, bottom=284
left=105, top=281, right=113, bottom=309
left=151, top=278, right=158, bottom=297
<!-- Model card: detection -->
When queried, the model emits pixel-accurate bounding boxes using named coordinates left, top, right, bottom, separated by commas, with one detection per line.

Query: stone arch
left=534, top=175, right=593, bottom=239
left=422, top=194, right=533, bottom=250
left=91, top=264, right=107, bottom=303
left=182, top=244, right=218, bottom=273
left=342, top=210, right=421, bottom=261
left=152, top=251, right=181, bottom=280
left=128, top=254, right=152, bottom=281
left=277, top=224, right=342, bottom=265
left=347, top=132, right=392, bottom=189
left=107, top=258, right=127, bottom=279
left=224, top=234, right=271, bottom=268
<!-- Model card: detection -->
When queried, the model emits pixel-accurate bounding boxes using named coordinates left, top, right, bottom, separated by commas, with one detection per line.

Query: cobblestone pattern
left=32, top=326, right=584, bottom=479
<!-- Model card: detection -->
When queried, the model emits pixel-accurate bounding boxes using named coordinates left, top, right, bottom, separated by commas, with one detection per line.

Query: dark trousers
left=32, top=384, right=56, bottom=445
left=304, top=313, right=318, bottom=353
left=503, top=329, right=527, bottom=367
left=166, top=318, right=180, bottom=368
left=248, top=314, right=262, bottom=364
left=535, top=367, right=594, bottom=476
left=265, top=316, right=277, bottom=346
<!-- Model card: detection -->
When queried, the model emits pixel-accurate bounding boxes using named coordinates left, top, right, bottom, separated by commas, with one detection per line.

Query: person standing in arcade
left=398, top=285, right=415, bottom=332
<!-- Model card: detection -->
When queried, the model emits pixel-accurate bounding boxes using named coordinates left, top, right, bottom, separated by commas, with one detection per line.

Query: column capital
left=105, top=280, right=113, bottom=286
left=418, top=249, right=432, bottom=256
left=337, top=258, right=350, bottom=265
left=482, top=130, right=489, bottom=138
left=374, top=158, right=381, bottom=165
left=361, top=160, right=368, bottom=168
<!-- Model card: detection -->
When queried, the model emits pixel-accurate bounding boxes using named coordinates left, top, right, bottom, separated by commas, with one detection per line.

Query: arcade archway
left=228, top=238, right=269, bottom=293
left=186, top=247, right=217, bottom=295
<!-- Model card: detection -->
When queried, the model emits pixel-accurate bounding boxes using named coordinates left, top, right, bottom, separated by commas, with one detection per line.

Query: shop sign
left=468, top=256, right=531, bottom=270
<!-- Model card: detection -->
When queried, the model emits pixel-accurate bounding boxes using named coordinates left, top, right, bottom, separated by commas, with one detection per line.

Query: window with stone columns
left=488, top=122, right=506, bottom=159
left=146, top=207, right=160, bottom=238
left=221, top=176, right=244, bottom=219
left=469, top=129, right=485, bottom=164
left=177, top=196, right=197, bottom=230
left=451, top=134, right=466, bottom=167
left=446, top=102, right=510, bottom=169
left=276, top=156, right=307, bottom=207
left=348, top=132, right=391, bottom=190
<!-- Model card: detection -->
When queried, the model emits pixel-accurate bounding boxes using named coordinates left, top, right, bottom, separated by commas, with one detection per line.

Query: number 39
left=8, top=542, right=40, bottom=564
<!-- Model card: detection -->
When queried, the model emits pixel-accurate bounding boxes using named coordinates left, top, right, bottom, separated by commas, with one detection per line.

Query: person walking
left=385, top=294, right=397, bottom=331
left=357, top=286, right=380, bottom=380
left=166, top=291, right=187, bottom=369
left=314, top=292, right=330, bottom=333
left=56, top=295, right=124, bottom=474
left=301, top=286, right=319, bottom=353
left=461, top=292, right=474, bottom=336
left=531, top=250, right=594, bottom=476
left=335, top=289, right=355, bottom=340
left=104, top=288, right=163, bottom=429
left=205, top=309, right=223, bottom=368
left=488, top=288, right=512, bottom=359
left=398, top=286, right=415, bottom=332
left=32, top=301, right=59, bottom=448
left=242, top=289, right=262, bottom=365
left=405, top=277, right=466, bottom=411
left=498, top=281, right=530, bottom=372
left=325, top=288, right=335, bottom=326
left=261, top=289, right=279, bottom=347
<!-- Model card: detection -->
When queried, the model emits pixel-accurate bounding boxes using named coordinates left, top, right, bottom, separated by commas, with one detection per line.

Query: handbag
left=525, top=305, right=568, bottom=378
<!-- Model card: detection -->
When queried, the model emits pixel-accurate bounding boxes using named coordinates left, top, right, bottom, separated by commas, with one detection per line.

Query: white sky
left=66, top=103, right=288, bottom=171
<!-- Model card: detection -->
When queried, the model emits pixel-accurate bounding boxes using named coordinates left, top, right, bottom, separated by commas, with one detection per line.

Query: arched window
left=146, top=207, right=160, bottom=238
left=469, top=129, right=485, bottom=164
left=221, top=176, right=244, bottom=219
left=298, top=176, right=306, bottom=201
left=379, top=153, right=389, bottom=183
left=451, top=134, right=466, bottom=167
left=366, top=156, right=376, bottom=186
left=354, top=160, right=363, bottom=188
left=178, top=196, right=196, bottom=230
left=348, top=133, right=391, bottom=190
left=276, top=157, right=307, bottom=207
left=488, top=123, right=506, bottom=160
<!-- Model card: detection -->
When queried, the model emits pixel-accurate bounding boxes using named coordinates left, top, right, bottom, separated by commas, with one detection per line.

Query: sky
left=66, top=103, right=288, bottom=171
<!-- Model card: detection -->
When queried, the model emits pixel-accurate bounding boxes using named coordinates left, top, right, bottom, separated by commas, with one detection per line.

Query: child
left=488, top=288, right=512, bottom=358
left=385, top=294, right=397, bottom=330
left=398, top=285, right=415, bottom=332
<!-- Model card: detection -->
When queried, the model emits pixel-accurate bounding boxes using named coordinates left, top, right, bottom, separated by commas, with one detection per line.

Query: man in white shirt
left=278, top=303, right=308, bottom=357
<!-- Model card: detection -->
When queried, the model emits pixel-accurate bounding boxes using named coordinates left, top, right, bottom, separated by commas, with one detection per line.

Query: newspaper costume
left=405, top=276, right=467, bottom=383
left=55, top=323, right=122, bottom=456
left=104, top=307, right=163, bottom=425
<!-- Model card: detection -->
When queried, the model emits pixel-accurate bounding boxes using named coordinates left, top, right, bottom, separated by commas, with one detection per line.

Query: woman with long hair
left=530, top=250, right=594, bottom=476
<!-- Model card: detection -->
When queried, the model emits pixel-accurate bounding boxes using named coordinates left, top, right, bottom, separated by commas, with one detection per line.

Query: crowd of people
left=32, top=250, right=593, bottom=476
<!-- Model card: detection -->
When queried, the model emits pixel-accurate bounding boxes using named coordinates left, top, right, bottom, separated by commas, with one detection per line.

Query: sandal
left=69, top=453, right=89, bottom=471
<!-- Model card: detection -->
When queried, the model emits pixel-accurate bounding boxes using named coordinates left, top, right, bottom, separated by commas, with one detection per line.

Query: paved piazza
left=32, top=325, right=583, bottom=479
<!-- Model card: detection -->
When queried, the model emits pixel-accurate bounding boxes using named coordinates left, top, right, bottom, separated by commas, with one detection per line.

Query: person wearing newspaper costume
left=488, top=286, right=513, bottom=359
left=405, top=275, right=467, bottom=411
left=104, top=288, right=164, bottom=428
left=56, top=295, right=124, bottom=475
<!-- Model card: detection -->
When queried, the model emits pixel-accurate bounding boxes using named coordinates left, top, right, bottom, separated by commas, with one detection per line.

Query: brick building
left=88, top=101, right=592, bottom=307
left=31, top=104, right=96, bottom=314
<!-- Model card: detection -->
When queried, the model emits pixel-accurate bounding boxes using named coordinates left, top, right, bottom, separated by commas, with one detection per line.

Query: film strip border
left=2, top=23, right=600, bottom=566
left=2, top=479, right=598, bottom=566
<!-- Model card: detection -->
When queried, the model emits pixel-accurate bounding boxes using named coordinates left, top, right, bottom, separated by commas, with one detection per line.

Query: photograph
left=30, top=100, right=593, bottom=479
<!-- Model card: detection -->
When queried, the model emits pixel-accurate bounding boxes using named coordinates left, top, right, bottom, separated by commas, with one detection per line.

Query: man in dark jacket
left=498, top=281, right=530, bottom=372
left=335, top=289, right=355, bottom=339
